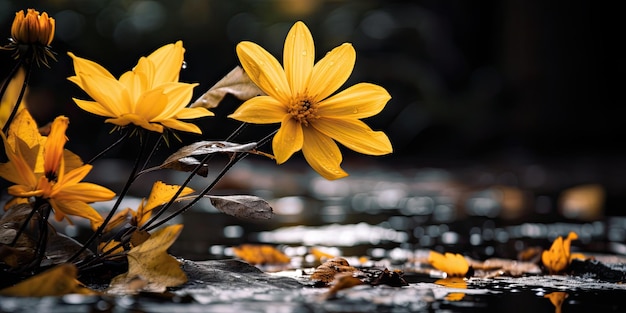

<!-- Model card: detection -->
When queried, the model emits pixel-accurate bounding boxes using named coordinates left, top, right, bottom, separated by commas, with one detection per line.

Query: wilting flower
left=229, top=21, right=392, bottom=180
left=68, top=41, right=213, bottom=135
left=2, top=9, right=56, bottom=67
left=541, top=231, right=584, bottom=274
left=428, top=251, right=470, bottom=277
left=0, top=111, right=115, bottom=229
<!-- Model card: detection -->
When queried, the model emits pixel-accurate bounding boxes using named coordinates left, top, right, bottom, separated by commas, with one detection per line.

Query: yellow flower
left=68, top=41, right=213, bottom=135
left=541, top=232, right=582, bottom=274
left=228, top=21, right=392, bottom=180
left=2, top=9, right=57, bottom=67
left=428, top=251, right=469, bottom=277
left=0, top=111, right=115, bottom=229
left=11, top=9, right=55, bottom=46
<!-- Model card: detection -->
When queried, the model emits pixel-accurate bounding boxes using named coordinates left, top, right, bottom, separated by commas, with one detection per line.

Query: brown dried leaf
left=207, top=195, right=273, bottom=220
left=327, top=272, right=362, bottom=297
left=0, top=263, right=96, bottom=296
left=310, top=257, right=357, bottom=284
left=108, top=224, right=187, bottom=294
left=233, top=244, right=290, bottom=265
left=191, top=66, right=265, bottom=109
left=159, top=141, right=258, bottom=176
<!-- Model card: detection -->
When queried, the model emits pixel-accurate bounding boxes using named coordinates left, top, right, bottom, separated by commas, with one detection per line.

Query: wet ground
left=4, top=159, right=626, bottom=312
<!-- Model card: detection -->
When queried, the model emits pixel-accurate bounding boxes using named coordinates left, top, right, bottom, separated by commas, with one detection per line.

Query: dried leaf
left=233, top=244, right=290, bottom=265
left=428, top=251, right=469, bottom=277
left=327, top=272, right=362, bottom=297
left=0, top=263, right=95, bottom=296
left=191, top=66, right=265, bottom=109
left=108, top=224, right=187, bottom=294
left=207, top=195, right=273, bottom=220
left=159, top=141, right=258, bottom=176
left=311, top=257, right=357, bottom=283
left=541, top=232, right=579, bottom=274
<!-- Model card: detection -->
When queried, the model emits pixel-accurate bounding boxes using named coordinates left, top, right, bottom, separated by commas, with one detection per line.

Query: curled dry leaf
left=158, top=141, right=259, bottom=177
left=233, top=244, right=290, bottom=265
left=190, top=66, right=265, bottom=109
left=206, top=195, right=273, bottom=220
left=107, top=224, right=187, bottom=295
left=0, top=263, right=95, bottom=296
left=310, top=257, right=358, bottom=284
left=326, top=272, right=362, bottom=297
left=541, top=231, right=579, bottom=274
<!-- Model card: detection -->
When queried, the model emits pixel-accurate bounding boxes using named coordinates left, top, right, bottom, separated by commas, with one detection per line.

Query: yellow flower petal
left=151, top=83, right=198, bottom=120
left=72, top=99, right=117, bottom=118
left=301, top=128, right=347, bottom=180
left=283, top=21, right=314, bottom=96
left=317, top=83, right=391, bottom=119
left=272, top=117, right=303, bottom=164
left=228, top=96, right=286, bottom=124
left=49, top=199, right=104, bottom=231
left=236, top=41, right=291, bottom=104
left=43, top=116, right=69, bottom=176
left=67, top=52, right=116, bottom=81
left=309, top=43, right=356, bottom=102
left=175, top=107, right=214, bottom=119
left=146, top=40, right=184, bottom=84
left=73, top=73, right=131, bottom=117
left=159, top=119, right=202, bottom=134
left=313, top=118, right=392, bottom=155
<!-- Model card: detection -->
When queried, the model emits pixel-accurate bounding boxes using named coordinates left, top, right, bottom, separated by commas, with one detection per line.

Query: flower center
left=288, top=98, right=318, bottom=126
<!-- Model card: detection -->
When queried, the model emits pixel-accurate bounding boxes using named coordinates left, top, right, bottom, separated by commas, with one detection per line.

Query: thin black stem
left=0, top=57, right=25, bottom=114
left=33, top=203, right=51, bottom=267
left=143, top=128, right=278, bottom=232
left=2, top=56, right=31, bottom=134
left=226, top=122, right=248, bottom=141
left=86, top=130, right=129, bottom=164
left=68, top=132, right=150, bottom=263
left=140, top=135, right=162, bottom=172
left=9, top=203, right=38, bottom=246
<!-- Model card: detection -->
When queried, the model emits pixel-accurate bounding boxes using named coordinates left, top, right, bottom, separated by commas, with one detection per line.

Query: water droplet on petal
left=181, top=61, right=187, bottom=69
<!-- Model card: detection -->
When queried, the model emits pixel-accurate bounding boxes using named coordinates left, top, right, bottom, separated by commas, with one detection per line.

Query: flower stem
left=69, top=131, right=150, bottom=263
left=86, top=129, right=129, bottom=164
left=143, top=128, right=277, bottom=232
left=1, top=55, right=31, bottom=134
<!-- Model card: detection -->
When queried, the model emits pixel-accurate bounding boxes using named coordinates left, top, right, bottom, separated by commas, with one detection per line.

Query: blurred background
left=1, top=0, right=626, bottom=260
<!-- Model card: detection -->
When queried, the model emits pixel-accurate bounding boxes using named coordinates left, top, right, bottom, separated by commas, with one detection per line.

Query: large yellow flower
left=67, top=41, right=213, bottom=134
left=0, top=111, right=115, bottom=229
left=229, top=21, right=392, bottom=180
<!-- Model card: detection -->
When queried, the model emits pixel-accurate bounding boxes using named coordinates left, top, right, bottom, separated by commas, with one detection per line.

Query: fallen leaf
left=107, top=224, right=187, bottom=294
left=310, top=247, right=336, bottom=263
left=310, top=257, right=357, bottom=283
left=233, top=244, right=290, bottom=265
left=428, top=251, right=469, bottom=277
left=207, top=195, right=273, bottom=220
left=326, top=272, right=362, bottom=297
left=541, top=232, right=578, bottom=274
left=0, top=263, right=95, bottom=296
left=190, top=66, right=265, bottom=109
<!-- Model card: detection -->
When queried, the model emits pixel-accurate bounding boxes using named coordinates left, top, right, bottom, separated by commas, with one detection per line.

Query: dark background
left=1, top=0, right=626, bottom=212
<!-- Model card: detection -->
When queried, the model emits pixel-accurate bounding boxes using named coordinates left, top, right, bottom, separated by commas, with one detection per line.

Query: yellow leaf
left=541, top=231, right=578, bottom=274
left=0, top=263, right=96, bottom=296
left=428, top=251, right=469, bottom=277
left=108, top=224, right=187, bottom=294
left=138, top=181, right=194, bottom=226
left=233, top=244, right=290, bottom=265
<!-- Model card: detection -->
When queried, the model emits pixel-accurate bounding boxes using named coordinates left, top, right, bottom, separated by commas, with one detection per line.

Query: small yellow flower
left=229, top=21, right=392, bottom=180
left=0, top=111, right=115, bottom=229
left=541, top=231, right=580, bottom=274
left=428, top=251, right=469, bottom=277
left=11, top=9, right=55, bottom=46
left=68, top=41, right=213, bottom=135
left=2, top=9, right=57, bottom=67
